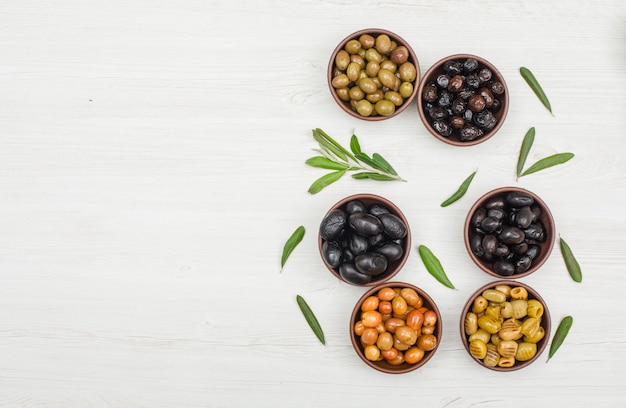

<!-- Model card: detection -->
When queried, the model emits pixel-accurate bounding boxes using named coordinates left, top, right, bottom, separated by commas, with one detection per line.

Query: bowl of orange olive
left=350, top=282, right=442, bottom=373
left=460, top=280, right=551, bottom=371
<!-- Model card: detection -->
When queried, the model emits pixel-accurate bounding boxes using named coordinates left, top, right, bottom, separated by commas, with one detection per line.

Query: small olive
left=378, top=69, right=398, bottom=89
left=480, top=216, right=502, bottom=233
left=359, top=34, right=375, bottom=49
left=379, top=213, right=407, bottom=239
left=398, top=62, right=417, bottom=82
left=355, top=100, right=373, bottom=117
left=368, top=204, right=390, bottom=216
left=375, top=100, right=395, bottom=116
left=493, top=261, right=515, bottom=276
left=348, top=233, right=369, bottom=255
left=505, top=192, right=535, bottom=208
left=374, top=34, right=392, bottom=55
left=358, top=77, right=378, bottom=94
left=331, top=74, right=350, bottom=89
left=319, top=209, right=347, bottom=240
left=399, top=81, right=413, bottom=98
left=322, top=240, right=343, bottom=268
left=390, top=45, right=409, bottom=64
left=344, top=39, right=362, bottom=55
left=375, top=242, right=404, bottom=262
left=417, top=334, right=437, bottom=351
left=335, top=50, right=350, bottom=71
left=349, top=213, right=383, bottom=236
left=385, top=91, right=404, bottom=107
left=365, top=61, right=380, bottom=77
left=499, top=226, right=526, bottom=244
left=339, top=262, right=371, bottom=285
left=355, top=253, right=388, bottom=276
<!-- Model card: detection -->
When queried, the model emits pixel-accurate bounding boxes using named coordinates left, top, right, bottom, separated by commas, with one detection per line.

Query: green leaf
left=520, top=67, right=553, bottom=115
left=350, top=134, right=362, bottom=155
left=440, top=169, right=477, bottom=207
left=312, top=128, right=355, bottom=162
left=417, top=245, right=456, bottom=289
left=517, top=127, right=536, bottom=178
left=280, top=226, right=305, bottom=272
left=520, top=153, right=575, bottom=177
left=296, top=295, right=326, bottom=345
left=355, top=152, right=386, bottom=172
left=351, top=172, right=396, bottom=181
left=305, top=156, right=349, bottom=170
left=372, top=153, right=398, bottom=176
left=560, top=237, right=582, bottom=283
left=307, top=169, right=346, bottom=194
left=548, top=316, right=573, bottom=361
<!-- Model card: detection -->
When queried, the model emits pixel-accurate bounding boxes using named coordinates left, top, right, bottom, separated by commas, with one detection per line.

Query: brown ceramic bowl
left=460, top=280, right=551, bottom=371
left=350, top=281, right=442, bottom=374
left=318, top=193, right=411, bottom=286
left=417, top=54, right=509, bottom=146
left=327, top=28, right=420, bottom=121
left=464, top=187, right=555, bottom=279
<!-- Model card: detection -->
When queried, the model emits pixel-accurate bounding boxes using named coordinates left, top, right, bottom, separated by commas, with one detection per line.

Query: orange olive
left=387, top=351, right=405, bottom=366
left=421, top=325, right=435, bottom=335
left=384, top=317, right=404, bottom=333
left=376, top=332, right=394, bottom=351
left=392, top=295, right=408, bottom=316
left=394, top=326, right=418, bottom=346
left=361, top=310, right=383, bottom=327
left=364, top=345, right=381, bottom=361
left=378, top=300, right=393, bottom=314
left=360, top=327, right=379, bottom=345
left=406, top=309, right=424, bottom=331
left=381, top=347, right=398, bottom=361
left=354, top=321, right=365, bottom=336
left=393, top=336, right=411, bottom=351
left=423, top=310, right=438, bottom=327
left=378, top=287, right=396, bottom=301
left=400, top=288, right=420, bottom=306
left=361, top=296, right=379, bottom=312
left=404, top=346, right=425, bottom=364
left=417, top=334, right=438, bottom=351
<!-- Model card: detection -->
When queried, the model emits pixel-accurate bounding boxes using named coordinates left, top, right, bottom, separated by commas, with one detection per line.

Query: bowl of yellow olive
left=460, top=280, right=551, bottom=371
left=328, top=28, right=420, bottom=120
left=350, top=282, right=442, bottom=374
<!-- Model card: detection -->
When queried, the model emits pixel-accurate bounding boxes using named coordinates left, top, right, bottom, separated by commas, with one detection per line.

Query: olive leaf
left=548, top=315, right=573, bottom=361
left=296, top=295, right=326, bottom=345
left=280, top=226, right=305, bottom=272
left=440, top=169, right=477, bottom=207
left=417, top=245, right=456, bottom=289
left=520, top=67, right=553, bottom=115
left=519, top=153, right=574, bottom=177
left=306, top=128, right=405, bottom=194
left=516, top=127, right=535, bottom=178
left=559, top=236, right=582, bottom=283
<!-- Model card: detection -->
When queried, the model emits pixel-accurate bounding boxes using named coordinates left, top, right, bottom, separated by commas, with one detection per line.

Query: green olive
left=335, top=87, right=350, bottom=101
left=346, top=62, right=361, bottom=83
left=380, top=59, right=397, bottom=74
left=349, top=86, right=365, bottom=101
left=364, top=48, right=382, bottom=64
left=344, top=39, right=361, bottom=55
left=399, top=81, right=413, bottom=98
left=358, top=77, right=378, bottom=94
left=384, top=91, right=404, bottom=107
left=335, top=50, right=350, bottom=71
left=477, top=315, right=501, bottom=334
left=390, top=45, right=409, bottom=64
left=375, top=100, right=395, bottom=116
left=398, top=61, right=417, bottom=82
left=350, top=54, right=365, bottom=69
left=365, top=61, right=380, bottom=77
left=375, top=34, right=392, bottom=55
left=331, top=74, right=350, bottom=89
left=377, top=69, right=397, bottom=89
left=355, top=99, right=373, bottom=117
left=366, top=89, right=384, bottom=103
left=359, top=34, right=375, bottom=49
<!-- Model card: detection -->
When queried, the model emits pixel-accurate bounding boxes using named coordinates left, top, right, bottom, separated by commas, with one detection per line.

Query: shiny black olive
left=470, top=233, right=485, bottom=257
left=478, top=68, right=492, bottom=83
left=512, top=242, right=529, bottom=255
left=339, top=263, right=371, bottom=285
left=493, top=261, right=515, bottom=276
left=494, top=242, right=510, bottom=258
left=490, top=81, right=505, bottom=95
left=368, top=233, right=386, bottom=247
left=451, top=98, right=466, bottom=115
left=463, top=58, right=479, bottom=73
left=526, top=244, right=541, bottom=260
left=319, top=209, right=347, bottom=240
left=322, top=240, right=343, bottom=268
left=443, top=60, right=462, bottom=75
left=487, top=208, right=506, bottom=220
left=459, top=124, right=482, bottom=141
left=515, top=255, right=532, bottom=274
left=437, top=90, right=453, bottom=107
left=429, top=106, right=448, bottom=120
left=466, top=73, right=480, bottom=89
left=482, top=234, right=498, bottom=255
left=491, top=98, right=501, bottom=113
left=355, top=253, right=388, bottom=276
left=473, top=110, right=497, bottom=130
left=499, top=226, right=526, bottom=244
left=524, top=223, right=545, bottom=241
left=375, top=242, right=404, bottom=262
left=436, top=74, right=450, bottom=88
left=348, top=233, right=369, bottom=255
left=368, top=204, right=390, bottom=217
left=459, top=88, right=475, bottom=100
left=471, top=208, right=486, bottom=228
left=480, top=216, right=501, bottom=233
left=379, top=213, right=407, bottom=239
left=447, top=75, right=464, bottom=92
left=505, top=192, right=535, bottom=208
left=514, top=206, right=533, bottom=229
left=345, top=199, right=366, bottom=215
left=433, top=119, right=453, bottom=137
left=342, top=248, right=355, bottom=263
left=485, top=196, right=505, bottom=209
left=530, top=205, right=542, bottom=222
left=349, top=213, right=382, bottom=236
left=478, top=87, right=494, bottom=108
left=422, top=84, right=438, bottom=103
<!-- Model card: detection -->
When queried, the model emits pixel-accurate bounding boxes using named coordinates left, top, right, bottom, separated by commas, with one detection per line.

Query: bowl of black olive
left=318, top=194, right=411, bottom=286
left=464, top=187, right=555, bottom=278
left=328, top=28, right=420, bottom=120
left=417, top=54, right=508, bottom=146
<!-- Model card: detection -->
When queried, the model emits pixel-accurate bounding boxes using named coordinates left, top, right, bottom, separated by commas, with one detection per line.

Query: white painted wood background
left=1, top=1, right=625, bottom=407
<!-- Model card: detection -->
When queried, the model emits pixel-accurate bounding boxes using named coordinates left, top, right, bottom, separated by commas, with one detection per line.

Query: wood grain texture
left=1, top=0, right=626, bottom=406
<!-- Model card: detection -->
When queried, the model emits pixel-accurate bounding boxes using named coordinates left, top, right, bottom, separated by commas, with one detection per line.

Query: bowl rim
left=327, top=28, right=420, bottom=121
left=318, top=193, right=412, bottom=286
left=459, top=279, right=551, bottom=371
left=416, top=53, right=509, bottom=146
left=463, top=186, right=556, bottom=279
left=350, top=281, right=443, bottom=374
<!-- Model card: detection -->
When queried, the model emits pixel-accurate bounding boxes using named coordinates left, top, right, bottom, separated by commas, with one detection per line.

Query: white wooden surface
left=1, top=1, right=625, bottom=407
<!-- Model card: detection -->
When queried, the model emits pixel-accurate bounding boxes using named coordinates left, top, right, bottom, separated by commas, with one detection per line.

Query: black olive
left=462, top=109, right=474, bottom=122
left=473, top=110, right=497, bottom=130
left=443, top=60, right=462, bottom=75
left=463, top=58, right=479, bottom=73
left=436, top=74, right=450, bottom=88
left=468, top=95, right=486, bottom=112
left=480, top=216, right=501, bottom=233
left=466, top=73, right=480, bottom=89
left=526, top=244, right=541, bottom=260
left=345, top=199, right=366, bottom=215
left=471, top=208, right=487, bottom=228
left=339, top=263, right=371, bottom=285
left=530, top=205, right=542, bottom=222
left=368, top=233, right=386, bottom=247
left=422, top=84, right=438, bottom=103
left=478, top=87, right=494, bottom=108
left=514, top=206, right=533, bottom=229
left=490, top=81, right=505, bottom=95
left=447, top=75, right=464, bottom=92
left=485, top=196, right=505, bottom=209
left=451, top=98, right=466, bottom=115
left=505, top=192, right=535, bottom=208
left=494, top=242, right=510, bottom=258
left=458, top=88, right=475, bottom=100
left=349, top=213, right=383, bottom=236
left=450, top=116, right=465, bottom=129
left=375, top=242, right=404, bottom=262
left=459, top=125, right=482, bottom=141
left=482, top=234, right=498, bottom=255
left=524, top=223, right=545, bottom=241
left=368, top=204, right=390, bottom=217
left=515, top=255, right=532, bottom=274
left=478, top=68, right=492, bottom=83
left=322, top=240, right=343, bottom=268
left=493, top=261, right=515, bottom=276
left=487, top=208, right=506, bottom=220
left=470, top=233, right=485, bottom=257
left=319, top=209, right=347, bottom=240
left=437, top=90, right=453, bottom=107
left=348, top=232, right=369, bottom=255
left=499, top=226, right=526, bottom=244
left=379, top=213, right=407, bottom=239
left=429, top=106, right=448, bottom=120
left=491, top=98, right=501, bottom=113
left=433, top=119, right=453, bottom=137
left=355, top=253, right=388, bottom=276
left=512, top=242, right=529, bottom=255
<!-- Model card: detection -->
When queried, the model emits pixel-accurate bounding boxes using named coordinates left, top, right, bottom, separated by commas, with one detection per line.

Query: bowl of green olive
left=328, top=28, right=420, bottom=120
left=351, top=282, right=442, bottom=374
left=464, top=187, right=556, bottom=279
left=318, top=193, right=411, bottom=286
left=417, top=54, right=509, bottom=146
left=460, top=280, right=551, bottom=371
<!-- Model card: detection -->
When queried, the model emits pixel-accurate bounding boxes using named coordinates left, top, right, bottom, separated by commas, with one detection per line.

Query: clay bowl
left=464, top=187, right=555, bottom=279
left=416, top=54, right=509, bottom=146
left=318, top=193, right=411, bottom=286
left=460, top=280, right=551, bottom=371
left=351, top=281, right=442, bottom=373
left=327, top=28, right=420, bottom=120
